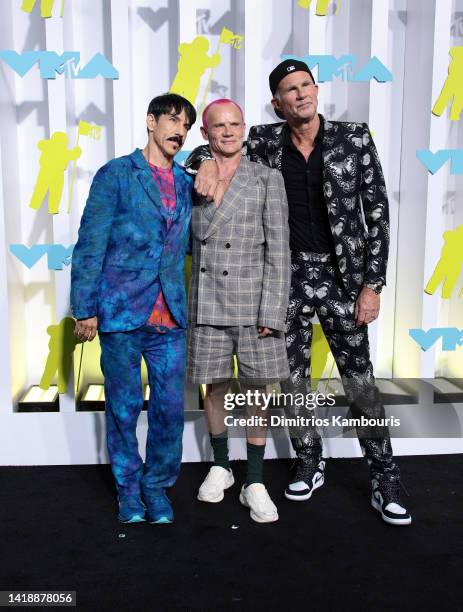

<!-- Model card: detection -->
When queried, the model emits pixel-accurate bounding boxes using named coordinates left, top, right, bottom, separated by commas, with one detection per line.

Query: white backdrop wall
left=1, top=0, right=462, bottom=465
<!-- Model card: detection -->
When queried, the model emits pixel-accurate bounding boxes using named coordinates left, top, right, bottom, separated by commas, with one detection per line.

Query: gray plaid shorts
left=186, top=324, right=290, bottom=385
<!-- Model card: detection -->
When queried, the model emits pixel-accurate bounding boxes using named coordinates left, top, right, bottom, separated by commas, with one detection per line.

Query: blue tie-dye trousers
left=99, top=326, right=186, bottom=497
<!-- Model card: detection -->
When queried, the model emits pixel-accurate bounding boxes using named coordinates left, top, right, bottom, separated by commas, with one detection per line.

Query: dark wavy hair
left=147, top=93, right=196, bottom=127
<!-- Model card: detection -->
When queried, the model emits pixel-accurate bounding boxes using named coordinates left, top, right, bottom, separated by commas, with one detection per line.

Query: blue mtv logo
left=409, top=327, right=463, bottom=351
left=0, top=51, right=119, bottom=79
left=10, top=244, right=75, bottom=270
left=281, top=54, right=392, bottom=82
left=416, top=150, right=463, bottom=175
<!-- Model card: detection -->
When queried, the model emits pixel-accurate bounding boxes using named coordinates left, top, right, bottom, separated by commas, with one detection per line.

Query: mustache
left=167, top=136, right=183, bottom=145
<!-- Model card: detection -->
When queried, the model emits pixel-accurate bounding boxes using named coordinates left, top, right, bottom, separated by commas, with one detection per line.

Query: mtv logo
left=282, top=54, right=392, bottom=82
left=409, top=327, right=463, bottom=352
left=416, top=149, right=463, bottom=175
left=10, top=244, right=75, bottom=270
left=0, top=51, right=119, bottom=79
left=229, top=36, right=244, bottom=50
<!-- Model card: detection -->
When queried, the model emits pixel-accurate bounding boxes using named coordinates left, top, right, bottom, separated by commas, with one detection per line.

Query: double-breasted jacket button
left=223, top=270, right=228, bottom=276
left=225, top=243, right=231, bottom=248
left=201, top=239, right=207, bottom=245
left=201, top=267, right=206, bottom=273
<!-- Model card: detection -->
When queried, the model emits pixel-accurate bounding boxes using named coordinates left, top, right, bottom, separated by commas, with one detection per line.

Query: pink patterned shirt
left=146, top=163, right=178, bottom=331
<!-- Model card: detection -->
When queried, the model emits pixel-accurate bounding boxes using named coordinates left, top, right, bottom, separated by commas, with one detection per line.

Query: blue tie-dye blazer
left=70, top=148, right=193, bottom=332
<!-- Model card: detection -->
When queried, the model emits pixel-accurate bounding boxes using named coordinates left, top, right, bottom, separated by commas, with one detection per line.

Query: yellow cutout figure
left=170, top=36, right=221, bottom=105
left=311, top=324, right=332, bottom=388
left=21, top=0, right=65, bottom=18
left=67, top=120, right=102, bottom=213
left=432, top=47, right=463, bottom=120
left=298, top=0, right=341, bottom=16
left=29, top=132, right=81, bottom=215
left=40, top=318, right=83, bottom=394
left=425, top=225, right=463, bottom=299
left=199, top=27, right=244, bottom=112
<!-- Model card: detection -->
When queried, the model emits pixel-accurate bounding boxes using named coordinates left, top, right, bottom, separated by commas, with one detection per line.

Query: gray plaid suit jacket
left=188, top=156, right=290, bottom=332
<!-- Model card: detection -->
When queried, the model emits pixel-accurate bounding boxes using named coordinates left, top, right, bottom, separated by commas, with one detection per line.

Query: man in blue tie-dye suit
left=71, top=93, right=196, bottom=524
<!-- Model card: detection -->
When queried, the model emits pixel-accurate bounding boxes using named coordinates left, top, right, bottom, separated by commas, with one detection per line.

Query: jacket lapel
left=172, top=160, right=191, bottom=222
left=322, top=118, right=345, bottom=224
left=258, top=123, right=286, bottom=171
left=202, top=157, right=251, bottom=240
left=200, top=199, right=216, bottom=223
left=130, top=148, right=164, bottom=215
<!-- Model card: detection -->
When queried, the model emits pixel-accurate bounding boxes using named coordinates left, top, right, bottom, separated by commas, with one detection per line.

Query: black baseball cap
left=269, top=59, right=316, bottom=96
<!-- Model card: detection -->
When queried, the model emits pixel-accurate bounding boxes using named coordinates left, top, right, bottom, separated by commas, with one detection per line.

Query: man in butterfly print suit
left=187, top=59, right=411, bottom=526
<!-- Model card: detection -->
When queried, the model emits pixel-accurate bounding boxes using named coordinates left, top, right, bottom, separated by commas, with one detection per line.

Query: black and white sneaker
left=371, top=476, right=412, bottom=526
left=284, top=459, right=326, bottom=501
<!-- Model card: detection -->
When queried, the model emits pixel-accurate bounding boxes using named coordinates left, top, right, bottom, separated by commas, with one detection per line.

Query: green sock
left=210, top=433, right=230, bottom=470
left=246, top=442, right=266, bottom=486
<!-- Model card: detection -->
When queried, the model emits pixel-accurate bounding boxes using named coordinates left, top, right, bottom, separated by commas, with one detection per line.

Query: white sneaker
left=371, top=477, right=412, bottom=526
left=197, top=466, right=234, bottom=503
left=239, top=483, right=279, bottom=523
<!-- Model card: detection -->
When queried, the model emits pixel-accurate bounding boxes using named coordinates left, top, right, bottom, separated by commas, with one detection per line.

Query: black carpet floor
left=1, top=455, right=462, bottom=611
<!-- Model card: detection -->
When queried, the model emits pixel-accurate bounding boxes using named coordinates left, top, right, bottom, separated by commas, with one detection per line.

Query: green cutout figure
left=425, top=225, right=463, bottom=299
left=29, top=132, right=82, bottom=215
left=39, top=317, right=82, bottom=394
left=170, top=36, right=221, bottom=105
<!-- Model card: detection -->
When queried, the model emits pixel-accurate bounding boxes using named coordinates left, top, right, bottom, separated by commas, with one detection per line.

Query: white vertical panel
left=393, top=0, right=436, bottom=377
left=308, top=3, right=328, bottom=111
left=11, top=5, right=52, bottom=396
left=444, top=0, right=463, bottom=377
left=131, top=0, right=173, bottom=149
left=245, top=0, right=266, bottom=126
left=0, top=2, right=26, bottom=405
left=70, top=0, right=112, bottom=222
left=245, top=0, right=281, bottom=127
left=0, top=145, right=13, bottom=411
left=44, top=16, right=75, bottom=412
left=420, top=0, right=453, bottom=377
left=260, top=0, right=293, bottom=125
left=110, top=0, right=132, bottom=156
left=176, top=0, right=216, bottom=145
left=368, top=0, right=392, bottom=375
left=376, top=0, right=407, bottom=378
left=347, top=0, right=372, bottom=121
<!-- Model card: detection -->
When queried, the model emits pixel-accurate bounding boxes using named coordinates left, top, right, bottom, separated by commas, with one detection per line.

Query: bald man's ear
left=200, top=126, right=209, bottom=141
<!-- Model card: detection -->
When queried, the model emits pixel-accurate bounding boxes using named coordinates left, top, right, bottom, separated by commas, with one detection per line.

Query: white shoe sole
left=284, top=474, right=324, bottom=502
left=371, top=497, right=412, bottom=526
left=239, top=490, right=279, bottom=523
left=197, top=473, right=235, bottom=503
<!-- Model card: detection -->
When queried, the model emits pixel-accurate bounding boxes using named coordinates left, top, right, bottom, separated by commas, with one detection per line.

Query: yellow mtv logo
left=220, top=27, right=244, bottom=49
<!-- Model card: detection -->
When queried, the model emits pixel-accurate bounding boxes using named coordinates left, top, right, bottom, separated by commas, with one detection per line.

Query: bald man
left=186, top=99, right=290, bottom=523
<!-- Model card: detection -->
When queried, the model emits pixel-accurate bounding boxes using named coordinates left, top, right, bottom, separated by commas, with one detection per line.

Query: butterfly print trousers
left=280, top=251, right=400, bottom=479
